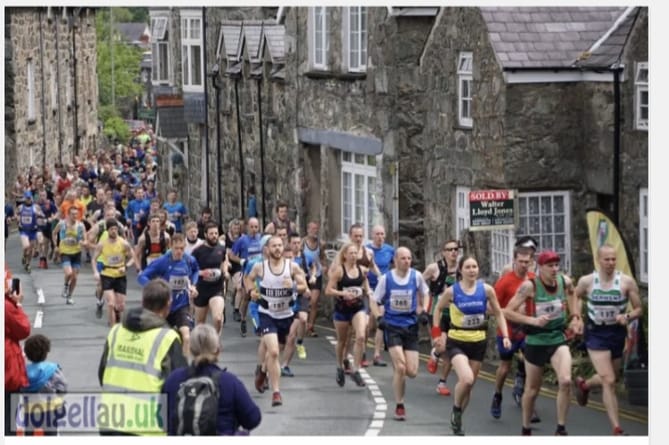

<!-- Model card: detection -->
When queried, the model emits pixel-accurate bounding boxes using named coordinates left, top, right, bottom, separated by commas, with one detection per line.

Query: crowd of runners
left=4, top=126, right=643, bottom=436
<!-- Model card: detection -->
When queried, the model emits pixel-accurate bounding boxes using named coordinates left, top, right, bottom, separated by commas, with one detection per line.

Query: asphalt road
left=5, top=232, right=648, bottom=437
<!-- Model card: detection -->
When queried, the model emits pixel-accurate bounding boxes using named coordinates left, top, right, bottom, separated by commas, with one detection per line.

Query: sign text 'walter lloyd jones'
left=468, top=189, right=517, bottom=231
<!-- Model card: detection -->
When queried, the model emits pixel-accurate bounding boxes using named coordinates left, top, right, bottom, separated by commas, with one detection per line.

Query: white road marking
left=37, top=288, right=45, bottom=305
left=34, top=310, right=43, bottom=328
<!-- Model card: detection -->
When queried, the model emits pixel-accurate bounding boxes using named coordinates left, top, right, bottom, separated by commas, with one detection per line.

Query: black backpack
left=175, top=366, right=224, bottom=435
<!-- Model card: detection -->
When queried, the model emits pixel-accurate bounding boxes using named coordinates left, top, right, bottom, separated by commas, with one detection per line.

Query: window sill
left=454, top=124, right=473, bottom=131
left=304, top=70, right=366, bottom=81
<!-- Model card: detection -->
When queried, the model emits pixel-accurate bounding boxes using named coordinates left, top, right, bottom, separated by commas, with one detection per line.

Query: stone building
left=5, top=7, right=99, bottom=192
left=149, top=6, right=648, bottom=288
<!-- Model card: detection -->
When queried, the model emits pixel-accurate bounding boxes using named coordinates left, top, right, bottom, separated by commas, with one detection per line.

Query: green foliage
left=128, top=8, right=149, bottom=23
left=98, top=104, right=120, bottom=124
left=103, top=116, right=131, bottom=144
left=96, top=8, right=144, bottom=111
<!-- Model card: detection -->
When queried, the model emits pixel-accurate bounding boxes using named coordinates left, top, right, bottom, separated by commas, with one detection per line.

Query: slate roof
left=115, top=22, right=149, bottom=44
left=220, top=22, right=243, bottom=61
left=242, top=21, right=264, bottom=62
left=262, top=24, right=285, bottom=63
left=480, top=7, right=628, bottom=69
left=578, top=7, right=639, bottom=68
left=219, top=20, right=285, bottom=65
left=156, top=106, right=187, bottom=139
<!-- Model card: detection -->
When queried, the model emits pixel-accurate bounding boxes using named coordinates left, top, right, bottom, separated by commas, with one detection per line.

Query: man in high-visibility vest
left=98, top=278, right=187, bottom=435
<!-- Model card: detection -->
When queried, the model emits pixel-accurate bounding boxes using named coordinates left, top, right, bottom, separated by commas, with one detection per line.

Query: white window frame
left=517, top=190, right=572, bottom=273
left=343, top=6, right=367, bottom=73
left=639, top=187, right=648, bottom=283
left=458, top=52, right=473, bottom=128
left=310, top=7, right=328, bottom=70
left=635, top=62, right=648, bottom=131
left=491, top=229, right=514, bottom=275
left=455, top=186, right=470, bottom=240
left=150, top=14, right=171, bottom=84
left=180, top=10, right=204, bottom=92
left=27, top=59, right=35, bottom=122
left=341, top=152, right=378, bottom=240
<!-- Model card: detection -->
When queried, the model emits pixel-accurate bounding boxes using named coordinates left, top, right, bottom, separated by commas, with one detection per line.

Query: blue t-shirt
left=232, top=234, right=263, bottom=264
left=138, top=252, right=200, bottom=312
left=163, top=202, right=188, bottom=233
left=367, top=243, right=395, bottom=290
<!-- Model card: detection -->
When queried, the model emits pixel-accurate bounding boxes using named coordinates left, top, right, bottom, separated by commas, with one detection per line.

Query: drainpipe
left=612, top=65, right=623, bottom=225
left=257, top=77, right=267, bottom=228
left=71, top=9, right=79, bottom=158
left=203, top=7, right=210, bottom=208
left=39, top=9, right=47, bottom=168
left=55, top=8, right=63, bottom=160
left=234, top=78, right=245, bottom=219
left=211, top=67, right=223, bottom=226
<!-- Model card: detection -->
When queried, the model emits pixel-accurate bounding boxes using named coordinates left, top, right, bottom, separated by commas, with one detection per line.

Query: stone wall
left=5, top=7, right=98, bottom=187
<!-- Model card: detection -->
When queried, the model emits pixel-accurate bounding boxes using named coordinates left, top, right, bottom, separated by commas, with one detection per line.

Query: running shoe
left=373, top=355, right=387, bottom=367
left=490, top=393, right=502, bottom=419
left=271, top=391, right=282, bottom=407
left=521, top=427, right=532, bottom=436
left=307, top=328, right=318, bottom=337
left=575, top=376, right=590, bottom=406
left=343, top=358, right=352, bottom=375
left=531, top=410, right=541, bottom=423
left=254, top=366, right=267, bottom=393
left=394, top=405, right=406, bottom=421
left=361, top=354, right=369, bottom=368
left=95, top=300, right=104, bottom=319
left=240, top=320, right=247, bottom=338
left=555, top=428, right=568, bottom=436
left=336, top=367, right=345, bottom=387
left=66, top=297, right=74, bottom=305
left=351, top=371, right=366, bottom=387
left=436, top=382, right=451, bottom=396
left=613, top=427, right=626, bottom=436
left=450, top=409, right=464, bottom=436
left=233, top=309, right=242, bottom=322
left=427, top=356, right=438, bottom=374
left=512, top=374, right=524, bottom=406
left=296, top=344, right=307, bottom=360
left=62, top=284, right=70, bottom=299
left=281, top=366, right=294, bottom=377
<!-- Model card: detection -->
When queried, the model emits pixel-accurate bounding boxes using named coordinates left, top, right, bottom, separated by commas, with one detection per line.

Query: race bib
left=169, top=212, right=177, bottom=221
left=343, top=286, right=363, bottom=298
left=108, top=255, right=123, bottom=266
left=36, top=217, right=46, bottom=226
left=134, top=213, right=141, bottom=222
left=389, top=290, right=412, bottom=313
left=461, top=313, right=486, bottom=328
left=146, top=256, right=157, bottom=265
left=593, top=305, right=619, bottom=325
left=169, top=275, right=189, bottom=290
left=21, top=215, right=33, bottom=225
left=63, top=237, right=78, bottom=246
left=268, top=299, right=290, bottom=313
left=203, top=269, right=222, bottom=282
left=535, top=300, right=563, bottom=320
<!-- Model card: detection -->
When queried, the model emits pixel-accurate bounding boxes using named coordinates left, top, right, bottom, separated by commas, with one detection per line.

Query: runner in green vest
left=503, top=250, right=583, bottom=436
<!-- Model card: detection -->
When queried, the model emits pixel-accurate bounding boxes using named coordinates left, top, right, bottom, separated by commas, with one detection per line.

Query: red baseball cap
left=537, top=250, right=560, bottom=265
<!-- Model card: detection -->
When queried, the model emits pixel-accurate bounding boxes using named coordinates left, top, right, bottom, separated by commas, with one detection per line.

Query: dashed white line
left=326, top=335, right=388, bottom=435
left=33, top=310, right=44, bottom=328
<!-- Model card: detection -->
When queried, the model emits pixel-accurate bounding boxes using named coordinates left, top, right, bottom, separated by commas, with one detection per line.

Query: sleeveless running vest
left=59, top=222, right=84, bottom=255
left=525, top=276, right=567, bottom=346
left=336, top=265, right=365, bottom=313
left=100, top=239, right=127, bottom=278
left=302, top=238, right=322, bottom=277
left=383, top=269, right=419, bottom=328
left=587, top=271, right=626, bottom=326
left=429, top=259, right=457, bottom=316
left=448, top=280, right=488, bottom=343
left=19, top=205, right=38, bottom=232
left=258, top=259, right=295, bottom=319
left=143, top=231, right=167, bottom=267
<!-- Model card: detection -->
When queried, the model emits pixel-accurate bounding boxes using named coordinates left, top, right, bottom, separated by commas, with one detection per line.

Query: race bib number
left=169, top=212, right=177, bottom=221
left=461, top=313, right=485, bottom=328
left=389, top=290, right=412, bottom=313
left=268, top=299, right=290, bottom=313
left=535, top=300, right=563, bottom=320
left=134, top=213, right=141, bottom=222
left=63, top=237, right=77, bottom=246
left=146, top=256, right=157, bottom=265
left=343, top=286, right=363, bottom=298
left=21, top=216, right=33, bottom=225
left=108, top=255, right=123, bottom=266
left=593, top=306, right=619, bottom=325
left=203, top=269, right=221, bottom=282
left=36, top=217, right=46, bottom=226
left=169, top=275, right=189, bottom=290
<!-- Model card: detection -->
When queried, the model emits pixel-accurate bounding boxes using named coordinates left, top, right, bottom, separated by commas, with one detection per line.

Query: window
left=457, top=52, right=473, bottom=128
left=341, top=152, right=378, bottom=239
left=310, top=7, right=328, bottom=69
left=455, top=186, right=470, bottom=240
left=344, top=7, right=367, bottom=72
left=180, top=11, right=203, bottom=91
left=491, top=229, right=514, bottom=275
left=151, top=15, right=170, bottom=83
left=517, top=191, right=572, bottom=273
left=639, top=187, right=648, bottom=283
left=27, top=59, right=35, bottom=122
left=635, top=62, right=648, bottom=130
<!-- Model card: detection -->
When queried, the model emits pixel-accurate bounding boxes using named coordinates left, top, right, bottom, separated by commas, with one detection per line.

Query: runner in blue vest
left=370, top=247, right=430, bottom=421
left=18, top=191, right=45, bottom=272
left=366, top=224, right=395, bottom=366
left=138, top=233, right=200, bottom=358
left=229, top=217, right=263, bottom=337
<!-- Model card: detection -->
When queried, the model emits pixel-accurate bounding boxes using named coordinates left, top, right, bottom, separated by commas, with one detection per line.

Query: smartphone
left=11, top=277, right=20, bottom=294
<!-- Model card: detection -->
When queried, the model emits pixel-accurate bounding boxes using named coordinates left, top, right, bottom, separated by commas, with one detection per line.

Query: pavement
left=4, top=230, right=648, bottom=436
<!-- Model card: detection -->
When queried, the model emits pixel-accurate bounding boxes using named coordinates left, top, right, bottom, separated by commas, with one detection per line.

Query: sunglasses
left=444, top=247, right=460, bottom=252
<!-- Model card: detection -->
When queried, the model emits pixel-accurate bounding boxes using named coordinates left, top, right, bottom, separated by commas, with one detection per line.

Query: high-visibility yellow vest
left=100, top=323, right=181, bottom=435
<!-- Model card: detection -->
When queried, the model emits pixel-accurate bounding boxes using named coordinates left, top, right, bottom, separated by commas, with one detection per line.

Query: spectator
left=163, top=324, right=261, bottom=435
left=5, top=266, right=31, bottom=436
